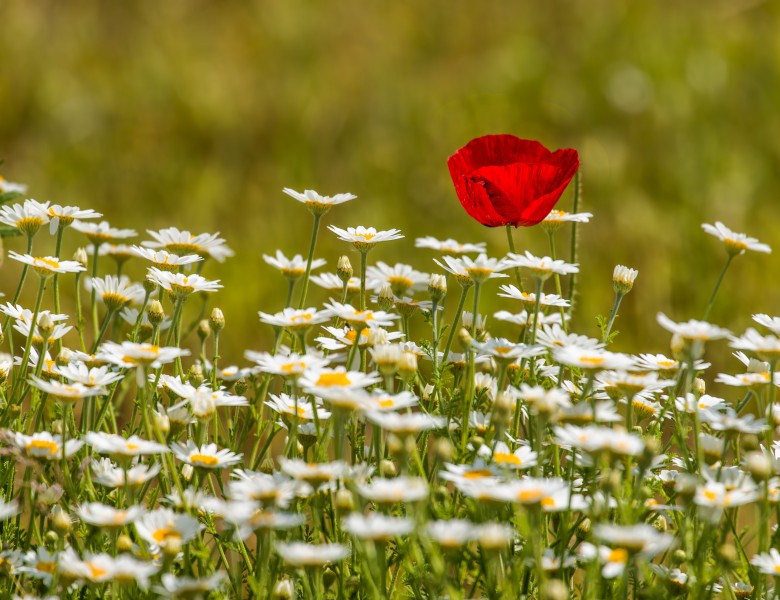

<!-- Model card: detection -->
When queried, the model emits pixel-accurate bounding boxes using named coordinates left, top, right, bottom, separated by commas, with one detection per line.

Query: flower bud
left=671, top=549, right=687, bottom=565
left=398, top=351, right=418, bottom=381
left=674, top=473, right=698, bottom=502
left=147, top=300, right=164, bottom=325
left=741, top=434, right=760, bottom=452
left=371, top=344, right=401, bottom=376
left=386, top=434, right=403, bottom=455
left=493, top=391, right=515, bottom=425
left=181, top=464, right=194, bottom=482
left=716, top=544, right=737, bottom=566
left=37, top=313, right=55, bottom=341
left=542, top=580, right=569, bottom=600
left=323, top=569, right=337, bottom=590
left=612, top=265, right=638, bottom=294
left=73, top=247, right=89, bottom=266
left=273, top=579, right=294, bottom=599
left=162, top=536, right=182, bottom=558
left=745, top=451, right=774, bottom=482
left=117, top=534, right=134, bottom=553
left=693, top=378, right=706, bottom=396
left=337, top=256, right=353, bottom=283
left=457, top=327, right=473, bottom=351
left=379, top=459, right=397, bottom=478
left=57, top=347, right=74, bottom=366
left=154, top=411, right=171, bottom=437
left=434, top=437, right=453, bottom=462
left=197, top=320, right=211, bottom=343
left=234, top=378, right=248, bottom=397
left=260, top=458, right=275, bottom=474
left=210, top=308, right=225, bottom=333
left=428, top=274, right=447, bottom=302
left=461, top=311, right=486, bottom=336
left=377, top=283, right=394, bottom=311
left=51, top=510, right=71, bottom=534
left=335, top=489, right=355, bottom=512
left=143, top=278, right=157, bottom=295
left=187, top=363, right=204, bottom=387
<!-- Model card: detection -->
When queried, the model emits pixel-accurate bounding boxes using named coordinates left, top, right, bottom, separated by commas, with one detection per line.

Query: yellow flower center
left=37, top=561, right=56, bottom=574
left=87, top=563, right=108, bottom=579
left=27, top=439, right=58, bottom=455
left=608, top=548, right=629, bottom=563
left=190, top=454, right=219, bottom=467
left=281, top=361, right=306, bottom=373
left=463, top=469, right=494, bottom=480
left=517, top=488, right=543, bottom=502
left=378, top=399, right=395, bottom=408
left=494, top=452, right=522, bottom=466
left=493, top=346, right=512, bottom=355
left=580, top=356, right=605, bottom=366
left=36, top=257, right=60, bottom=269
left=315, top=372, right=352, bottom=387
left=152, top=528, right=183, bottom=543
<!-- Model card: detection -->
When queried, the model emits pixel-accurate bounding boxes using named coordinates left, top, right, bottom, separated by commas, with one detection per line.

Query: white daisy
left=702, top=221, right=771, bottom=255
left=135, top=508, right=203, bottom=548
left=72, top=220, right=137, bottom=243
left=328, top=225, right=403, bottom=249
left=414, top=236, right=486, bottom=255
left=505, top=251, right=579, bottom=280
left=498, top=285, right=571, bottom=307
left=91, top=459, right=161, bottom=488
left=89, top=275, right=146, bottom=310
left=131, top=246, right=203, bottom=269
left=8, top=431, right=84, bottom=460
left=282, top=188, right=357, bottom=214
left=276, top=542, right=350, bottom=566
left=7, top=252, right=86, bottom=277
left=263, top=250, right=325, bottom=279
left=343, top=513, right=414, bottom=541
left=147, top=268, right=221, bottom=296
left=366, top=262, right=429, bottom=295
left=0, top=200, right=50, bottom=235
left=258, top=307, right=330, bottom=330
left=142, top=227, right=234, bottom=262
left=170, top=441, right=243, bottom=469
left=85, top=432, right=169, bottom=457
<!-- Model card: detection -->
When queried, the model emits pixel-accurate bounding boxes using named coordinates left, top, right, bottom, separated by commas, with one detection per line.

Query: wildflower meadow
left=0, top=133, right=778, bottom=599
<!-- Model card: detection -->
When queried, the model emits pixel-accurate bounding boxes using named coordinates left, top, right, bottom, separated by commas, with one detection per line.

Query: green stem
left=566, top=170, right=581, bottom=301
left=530, top=278, right=543, bottom=345
left=505, top=225, right=524, bottom=293
left=603, top=292, right=624, bottom=343
left=702, top=254, right=734, bottom=321
left=359, top=250, right=368, bottom=311
left=90, top=243, right=100, bottom=341
left=11, top=277, right=47, bottom=400
left=470, top=281, right=481, bottom=336
left=547, top=230, right=568, bottom=332
left=441, top=284, right=471, bottom=363
left=296, top=213, right=322, bottom=308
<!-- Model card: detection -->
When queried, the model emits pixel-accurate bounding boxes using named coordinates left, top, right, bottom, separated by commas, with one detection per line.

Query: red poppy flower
left=447, top=134, right=580, bottom=227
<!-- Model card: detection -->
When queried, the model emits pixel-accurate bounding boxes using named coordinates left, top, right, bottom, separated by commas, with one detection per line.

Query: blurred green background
left=1, top=0, right=779, bottom=365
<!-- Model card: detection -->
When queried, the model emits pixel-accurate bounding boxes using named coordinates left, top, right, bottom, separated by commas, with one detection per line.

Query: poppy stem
left=567, top=170, right=581, bottom=302
left=504, top=225, right=524, bottom=293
